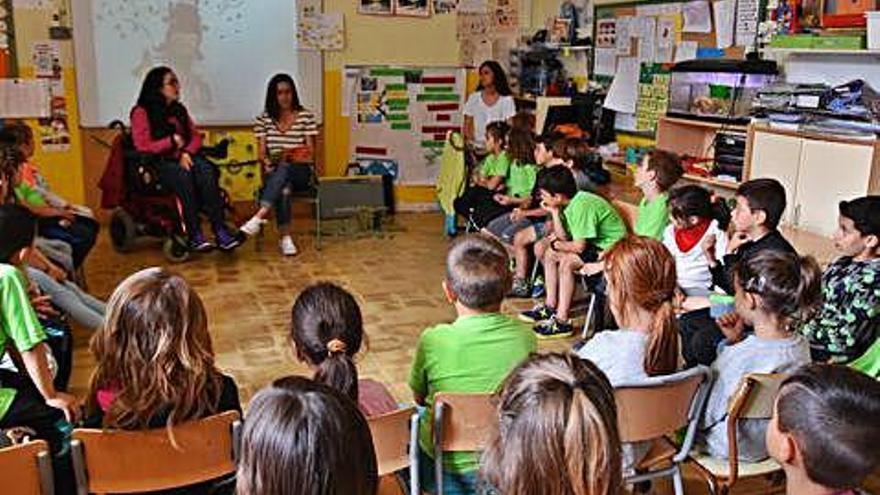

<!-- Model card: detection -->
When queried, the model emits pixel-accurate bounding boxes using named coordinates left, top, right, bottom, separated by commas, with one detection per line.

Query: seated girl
left=239, top=73, right=320, bottom=256
left=130, top=66, right=241, bottom=252
left=483, top=128, right=538, bottom=243
left=290, top=282, right=397, bottom=417
left=85, top=267, right=240, bottom=429
left=452, top=121, right=512, bottom=228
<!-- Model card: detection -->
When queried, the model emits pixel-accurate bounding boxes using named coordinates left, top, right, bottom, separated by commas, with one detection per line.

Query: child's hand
left=47, top=264, right=67, bottom=283
left=578, top=261, right=605, bottom=276
left=45, top=392, right=81, bottom=423
left=54, top=208, right=75, bottom=222
left=493, top=194, right=510, bottom=206
left=510, top=208, right=524, bottom=222
left=3, top=427, right=36, bottom=446
left=716, top=312, right=745, bottom=343
left=728, top=232, right=749, bottom=253
left=540, top=201, right=558, bottom=215
left=701, top=234, right=717, bottom=265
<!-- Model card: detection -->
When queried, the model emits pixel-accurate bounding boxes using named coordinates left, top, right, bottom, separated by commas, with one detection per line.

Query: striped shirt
left=253, top=111, right=318, bottom=153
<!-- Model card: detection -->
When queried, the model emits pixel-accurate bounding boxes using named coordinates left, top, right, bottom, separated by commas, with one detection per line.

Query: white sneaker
left=239, top=216, right=266, bottom=236
left=280, top=236, right=298, bottom=256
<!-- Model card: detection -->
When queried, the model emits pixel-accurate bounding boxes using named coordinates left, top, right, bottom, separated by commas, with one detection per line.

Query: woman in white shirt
left=463, top=61, right=516, bottom=149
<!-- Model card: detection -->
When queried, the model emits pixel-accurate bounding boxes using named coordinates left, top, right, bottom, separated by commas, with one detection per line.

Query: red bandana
left=675, top=218, right=712, bottom=252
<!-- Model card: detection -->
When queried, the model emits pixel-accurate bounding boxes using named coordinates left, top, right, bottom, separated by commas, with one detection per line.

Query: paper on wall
left=594, top=47, right=617, bottom=76
left=712, top=0, right=735, bottom=48
left=735, top=0, right=760, bottom=48
left=604, top=57, right=639, bottom=114
left=342, top=68, right=359, bottom=117
left=636, top=17, right=656, bottom=62
left=616, top=16, right=632, bottom=55
left=31, top=41, right=61, bottom=78
left=636, top=2, right=682, bottom=17
left=655, top=16, right=677, bottom=63
left=457, top=0, right=489, bottom=14
left=682, top=0, right=711, bottom=33
left=614, top=111, right=638, bottom=132
left=0, top=78, right=50, bottom=118
left=674, top=40, right=699, bottom=62
left=297, top=12, right=344, bottom=51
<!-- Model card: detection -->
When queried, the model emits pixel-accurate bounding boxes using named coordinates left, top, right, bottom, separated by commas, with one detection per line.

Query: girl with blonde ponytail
left=481, top=352, right=622, bottom=495
left=290, top=282, right=397, bottom=417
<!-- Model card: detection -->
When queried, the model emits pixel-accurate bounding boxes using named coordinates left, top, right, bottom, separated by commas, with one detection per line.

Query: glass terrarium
left=667, top=59, right=778, bottom=123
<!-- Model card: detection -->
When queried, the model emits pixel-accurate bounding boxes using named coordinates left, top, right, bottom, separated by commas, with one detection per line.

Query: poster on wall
left=433, top=0, right=458, bottom=14
left=395, top=0, right=431, bottom=17
left=0, top=0, right=15, bottom=76
left=297, top=10, right=344, bottom=50
left=348, top=66, right=466, bottom=186
left=359, top=0, right=393, bottom=15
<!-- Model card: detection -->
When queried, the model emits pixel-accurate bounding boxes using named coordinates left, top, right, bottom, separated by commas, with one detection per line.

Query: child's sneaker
left=189, top=231, right=215, bottom=252
left=216, top=227, right=242, bottom=251
left=239, top=216, right=266, bottom=236
left=519, top=303, right=555, bottom=323
left=508, top=277, right=531, bottom=298
left=534, top=316, right=574, bottom=340
left=280, top=235, right=298, bottom=256
left=531, top=275, right=546, bottom=298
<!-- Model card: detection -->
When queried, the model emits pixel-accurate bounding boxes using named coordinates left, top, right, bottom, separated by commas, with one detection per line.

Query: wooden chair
left=689, top=373, right=788, bottom=495
left=615, top=365, right=713, bottom=495
left=71, top=410, right=242, bottom=495
left=368, top=406, right=420, bottom=495
left=0, top=439, right=54, bottom=495
left=432, top=393, right=496, bottom=495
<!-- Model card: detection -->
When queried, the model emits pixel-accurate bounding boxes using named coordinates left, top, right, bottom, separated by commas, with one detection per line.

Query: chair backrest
left=0, top=439, right=53, bottom=495
left=368, top=406, right=418, bottom=476
left=615, top=366, right=713, bottom=444
left=731, top=373, right=787, bottom=420
left=71, top=410, right=241, bottom=494
left=433, top=393, right=496, bottom=453
left=850, top=334, right=880, bottom=378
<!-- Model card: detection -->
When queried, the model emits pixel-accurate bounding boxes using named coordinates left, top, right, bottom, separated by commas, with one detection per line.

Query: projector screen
left=72, top=0, right=322, bottom=127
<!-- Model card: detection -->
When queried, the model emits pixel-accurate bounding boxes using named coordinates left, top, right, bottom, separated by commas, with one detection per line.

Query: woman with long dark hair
left=239, top=73, right=318, bottom=256
left=463, top=60, right=516, bottom=149
left=130, top=66, right=241, bottom=252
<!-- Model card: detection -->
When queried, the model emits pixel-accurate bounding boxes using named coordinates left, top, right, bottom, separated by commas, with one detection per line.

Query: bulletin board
left=348, top=65, right=467, bottom=186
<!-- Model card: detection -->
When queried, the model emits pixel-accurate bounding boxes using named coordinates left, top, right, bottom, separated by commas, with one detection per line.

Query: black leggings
left=453, top=186, right=511, bottom=229
left=156, top=156, right=226, bottom=237
left=37, top=216, right=99, bottom=269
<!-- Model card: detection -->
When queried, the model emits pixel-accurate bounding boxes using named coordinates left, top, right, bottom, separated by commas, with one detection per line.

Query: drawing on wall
left=433, top=0, right=458, bottom=14
left=395, top=0, right=431, bottom=16
left=297, top=10, right=344, bottom=50
left=359, top=0, right=393, bottom=15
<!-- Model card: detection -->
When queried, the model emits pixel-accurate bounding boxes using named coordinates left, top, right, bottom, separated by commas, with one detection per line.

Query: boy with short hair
left=409, top=234, right=537, bottom=494
left=800, top=196, right=880, bottom=363
left=766, top=364, right=880, bottom=495
left=681, top=178, right=797, bottom=366
left=520, top=166, right=626, bottom=338
left=633, top=150, right=684, bottom=240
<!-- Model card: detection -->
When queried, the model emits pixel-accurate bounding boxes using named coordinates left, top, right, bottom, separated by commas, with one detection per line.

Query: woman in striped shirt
left=240, top=73, right=318, bottom=256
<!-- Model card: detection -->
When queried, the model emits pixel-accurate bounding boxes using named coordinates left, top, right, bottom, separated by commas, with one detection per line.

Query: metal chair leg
left=315, top=198, right=322, bottom=251
left=582, top=292, right=596, bottom=340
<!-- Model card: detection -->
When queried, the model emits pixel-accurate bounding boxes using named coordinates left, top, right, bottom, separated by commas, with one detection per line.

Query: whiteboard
left=71, top=0, right=323, bottom=127
left=349, top=66, right=466, bottom=186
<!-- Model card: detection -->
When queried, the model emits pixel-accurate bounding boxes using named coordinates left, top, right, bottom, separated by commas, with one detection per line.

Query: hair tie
left=327, top=338, right=347, bottom=357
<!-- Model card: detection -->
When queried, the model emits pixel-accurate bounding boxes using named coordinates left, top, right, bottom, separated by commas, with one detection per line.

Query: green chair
left=850, top=336, right=880, bottom=378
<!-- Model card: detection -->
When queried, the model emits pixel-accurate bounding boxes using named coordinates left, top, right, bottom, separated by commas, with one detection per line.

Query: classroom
left=0, top=0, right=878, bottom=494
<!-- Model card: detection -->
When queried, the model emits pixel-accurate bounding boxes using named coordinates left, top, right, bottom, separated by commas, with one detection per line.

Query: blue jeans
left=258, top=162, right=313, bottom=228
left=414, top=447, right=478, bottom=495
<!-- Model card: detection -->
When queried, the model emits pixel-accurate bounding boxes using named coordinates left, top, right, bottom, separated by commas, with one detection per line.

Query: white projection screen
left=72, top=0, right=323, bottom=127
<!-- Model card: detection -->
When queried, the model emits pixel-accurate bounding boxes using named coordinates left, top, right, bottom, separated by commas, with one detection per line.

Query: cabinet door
left=748, top=131, right=803, bottom=226
left=796, top=139, right=874, bottom=236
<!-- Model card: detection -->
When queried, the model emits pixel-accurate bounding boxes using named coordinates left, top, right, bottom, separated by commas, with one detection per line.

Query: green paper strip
left=424, top=86, right=455, bottom=93
left=370, top=68, right=407, bottom=76
left=391, top=123, right=412, bottom=130
left=388, top=104, right=409, bottom=112
left=387, top=98, right=410, bottom=106
left=417, top=93, right=460, bottom=102
left=385, top=83, right=407, bottom=91
left=420, top=140, right=445, bottom=148
left=386, top=113, right=409, bottom=121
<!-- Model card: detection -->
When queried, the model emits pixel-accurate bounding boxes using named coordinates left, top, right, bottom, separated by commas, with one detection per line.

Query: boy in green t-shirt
left=520, top=167, right=626, bottom=338
left=409, top=234, right=537, bottom=494
left=633, top=150, right=684, bottom=240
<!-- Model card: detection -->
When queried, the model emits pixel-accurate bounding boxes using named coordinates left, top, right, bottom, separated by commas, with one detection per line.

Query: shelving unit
left=761, top=47, right=880, bottom=56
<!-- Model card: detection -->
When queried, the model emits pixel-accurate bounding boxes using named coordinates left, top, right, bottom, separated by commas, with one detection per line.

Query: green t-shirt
left=479, top=152, right=511, bottom=178
left=409, top=313, right=536, bottom=473
left=0, top=264, right=47, bottom=421
left=14, top=183, right=47, bottom=208
left=506, top=161, right=538, bottom=199
left=562, top=191, right=627, bottom=250
left=633, top=193, right=669, bottom=241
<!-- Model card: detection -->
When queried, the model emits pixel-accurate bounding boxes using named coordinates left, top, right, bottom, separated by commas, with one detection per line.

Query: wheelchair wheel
left=110, top=208, right=137, bottom=253
left=162, top=236, right=190, bottom=263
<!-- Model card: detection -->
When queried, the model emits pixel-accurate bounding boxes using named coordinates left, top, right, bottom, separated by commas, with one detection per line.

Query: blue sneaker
left=189, top=231, right=215, bottom=252
left=534, top=316, right=574, bottom=340
left=216, top=227, right=242, bottom=251
left=531, top=275, right=545, bottom=298
left=519, top=304, right=555, bottom=323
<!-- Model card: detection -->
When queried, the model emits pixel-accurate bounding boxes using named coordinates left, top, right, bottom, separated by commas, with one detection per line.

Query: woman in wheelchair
left=239, top=73, right=318, bottom=256
left=130, top=66, right=242, bottom=252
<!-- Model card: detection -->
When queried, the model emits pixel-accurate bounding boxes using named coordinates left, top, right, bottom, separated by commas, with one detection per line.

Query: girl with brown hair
left=574, top=235, right=680, bottom=383
left=85, top=267, right=240, bottom=430
left=290, top=282, right=396, bottom=417
left=481, top=352, right=622, bottom=495
left=236, top=376, right=378, bottom=495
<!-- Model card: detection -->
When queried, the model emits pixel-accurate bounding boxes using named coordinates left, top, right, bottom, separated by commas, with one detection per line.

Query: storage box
left=869, top=11, right=880, bottom=49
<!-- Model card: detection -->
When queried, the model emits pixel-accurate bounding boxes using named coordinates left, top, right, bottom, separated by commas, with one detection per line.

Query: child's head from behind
left=511, top=112, right=535, bottom=133
left=635, top=150, right=684, bottom=193
left=732, top=178, right=786, bottom=233
left=733, top=251, right=821, bottom=330
left=537, top=166, right=578, bottom=208
left=481, top=352, right=622, bottom=495
left=767, top=364, right=880, bottom=492
left=507, top=128, right=536, bottom=165
left=0, top=204, right=36, bottom=264
left=668, top=185, right=730, bottom=231
left=604, top=236, right=679, bottom=376
left=236, top=376, right=378, bottom=495
left=444, top=234, right=510, bottom=313
left=534, top=132, right=564, bottom=165
left=485, top=121, right=510, bottom=154
left=290, top=282, right=364, bottom=403
left=834, top=196, right=880, bottom=258
left=89, top=267, right=222, bottom=428
left=3, top=122, right=35, bottom=159
left=0, top=143, right=24, bottom=202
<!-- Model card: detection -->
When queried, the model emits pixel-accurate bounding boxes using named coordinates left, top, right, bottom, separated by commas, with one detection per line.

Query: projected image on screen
left=74, top=0, right=322, bottom=126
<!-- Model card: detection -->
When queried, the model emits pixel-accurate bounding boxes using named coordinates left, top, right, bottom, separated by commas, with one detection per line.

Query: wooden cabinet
left=748, top=125, right=880, bottom=236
